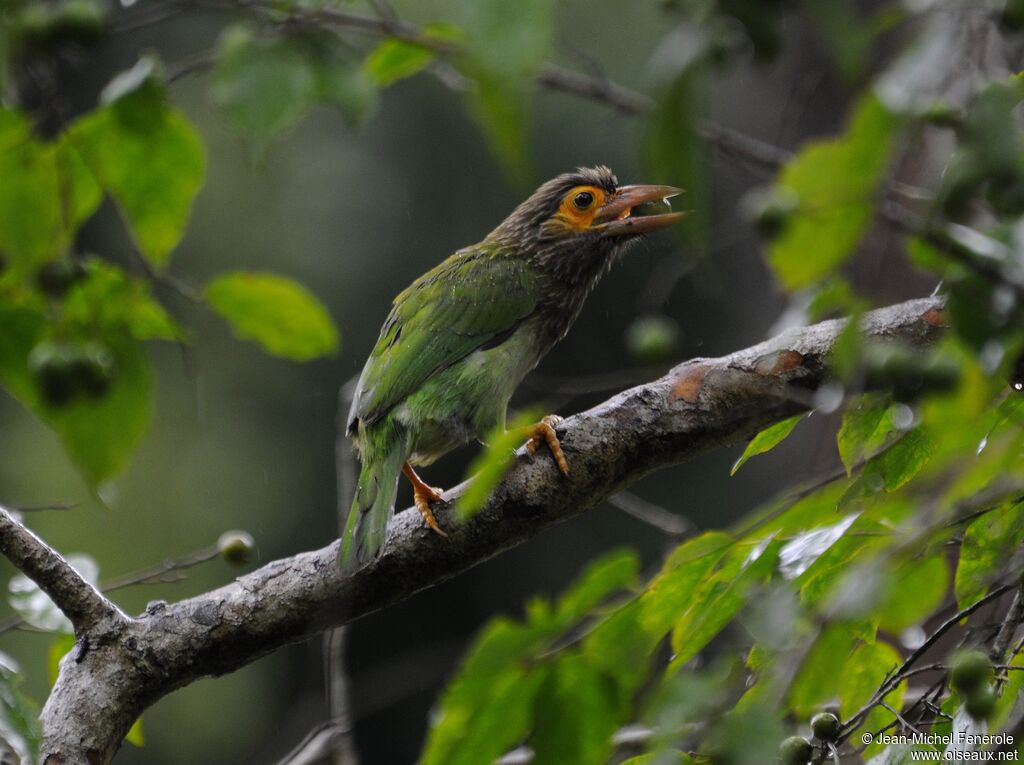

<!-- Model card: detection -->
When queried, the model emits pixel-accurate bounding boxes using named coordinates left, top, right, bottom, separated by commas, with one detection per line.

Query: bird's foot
left=525, top=414, right=569, bottom=476
left=402, top=463, right=449, bottom=538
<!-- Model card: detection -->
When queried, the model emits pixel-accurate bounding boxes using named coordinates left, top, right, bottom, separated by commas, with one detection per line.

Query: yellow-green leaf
left=955, top=501, right=1024, bottom=609
left=457, top=409, right=539, bottom=519
left=205, top=271, right=339, bottom=361
left=67, top=75, right=205, bottom=267
left=363, top=39, right=436, bottom=87
left=837, top=399, right=895, bottom=475
left=768, top=96, right=901, bottom=288
left=731, top=413, right=807, bottom=475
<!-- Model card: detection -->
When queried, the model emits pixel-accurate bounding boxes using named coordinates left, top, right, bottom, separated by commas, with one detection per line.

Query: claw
left=402, top=463, right=449, bottom=538
left=525, top=414, right=569, bottom=476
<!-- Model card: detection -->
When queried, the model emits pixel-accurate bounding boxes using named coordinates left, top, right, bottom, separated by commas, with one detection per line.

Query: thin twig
left=838, top=583, right=1015, bottom=741
left=99, top=546, right=221, bottom=593
left=991, top=585, right=1024, bottom=666
left=7, top=502, right=78, bottom=513
left=606, top=491, right=692, bottom=539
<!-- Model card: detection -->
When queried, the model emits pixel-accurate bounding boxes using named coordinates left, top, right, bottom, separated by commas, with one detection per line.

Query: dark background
left=0, top=1, right=934, bottom=761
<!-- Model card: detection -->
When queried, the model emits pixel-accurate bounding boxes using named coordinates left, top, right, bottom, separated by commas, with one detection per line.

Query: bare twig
left=991, top=584, right=1024, bottom=667
left=606, top=491, right=692, bottom=539
left=100, top=545, right=221, bottom=593
left=6, top=502, right=78, bottom=513
left=839, top=582, right=1015, bottom=741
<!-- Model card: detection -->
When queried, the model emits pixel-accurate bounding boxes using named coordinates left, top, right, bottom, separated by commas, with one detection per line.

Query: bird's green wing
left=352, top=248, right=538, bottom=428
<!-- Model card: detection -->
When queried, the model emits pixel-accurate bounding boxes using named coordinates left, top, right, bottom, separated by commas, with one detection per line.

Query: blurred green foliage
left=1, top=0, right=1024, bottom=763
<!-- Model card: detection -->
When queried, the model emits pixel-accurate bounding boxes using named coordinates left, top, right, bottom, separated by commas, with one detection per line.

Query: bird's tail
left=338, top=437, right=406, bottom=574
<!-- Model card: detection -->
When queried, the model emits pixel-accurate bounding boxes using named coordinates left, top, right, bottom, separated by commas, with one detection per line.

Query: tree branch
left=37, top=296, right=946, bottom=763
left=0, top=506, right=126, bottom=638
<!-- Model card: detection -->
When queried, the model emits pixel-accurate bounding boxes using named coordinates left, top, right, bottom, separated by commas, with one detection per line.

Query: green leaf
left=420, top=618, right=548, bottom=765
left=840, top=428, right=936, bottom=507
left=778, top=513, right=860, bottom=581
left=553, top=549, right=638, bottom=625
left=457, top=409, right=539, bottom=519
left=0, top=109, right=63, bottom=275
left=457, top=0, right=554, bottom=185
left=641, top=531, right=733, bottom=636
left=0, top=653, right=40, bottom=764
left=529, top=654, right=619, bottom=765
left=363, top=39, right=436, bottom=87
left=955, top=501, right=1024, bottom=609
left=670, top=539, right=780, bottom=665
left=731, top=413, right=807, bottom=475
left=64, top=260, right=183, bottom=341
left=55, top=133, right=102, bottom=233
left=0, top=301, right=154, bottom=485
left=68, top=75, right=205, bottom=267
left=794, top=499, right=915, bottom=607
left=875, top=554, right=949, bottom=633
left=205, top=271, right=339, bottom=361
left=838, top=399, right=896, bottom=475
left=212, top=25, right=375, bottom=153
left=839, top=640, right=905, bottom=757
left=125, top=716, right=145, bottom=747
left=768, top=96, right=901, bottom=288
left=45, top=332, right=153, bottom=485
left=620, top=754, right=695, bottom=765
left=789, top=622, right=862, bottom=716
left=582, top=600, right=657, bottom=698
left=212, top=25, right=318, bottom=147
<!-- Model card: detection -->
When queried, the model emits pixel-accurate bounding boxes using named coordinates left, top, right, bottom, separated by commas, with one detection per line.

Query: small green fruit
left=742, top=186, right=799, bottom=241
left=29, top=342, right=77, bottom=406
left=922, top=101, right=962, bottom=129
left=810, top=711, right=840, bottom=741
left=36, top=258, right=87, bottom=298
left=779, top=735, right=813, bottom=765
left=218, top=530, right=255, bottom=565
left=964, top=687, right=997, bottom=722
left=28, top=340, right=115, bottom=406
left=52, top=0, right=106, bottom=42
left=625, top=315, right=681, bottom=365
left=949, top=649, right=993, bottom=695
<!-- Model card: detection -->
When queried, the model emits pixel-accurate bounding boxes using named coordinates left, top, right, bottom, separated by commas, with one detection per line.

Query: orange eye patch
left=557, top=185, right=606, bottom=230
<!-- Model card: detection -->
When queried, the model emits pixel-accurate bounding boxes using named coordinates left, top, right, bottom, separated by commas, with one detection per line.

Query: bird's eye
left=573, top=191, right=594, bottom=210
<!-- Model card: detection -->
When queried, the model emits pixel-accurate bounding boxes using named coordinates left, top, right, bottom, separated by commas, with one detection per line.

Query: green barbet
left=339, top=166, right=683, bottom=572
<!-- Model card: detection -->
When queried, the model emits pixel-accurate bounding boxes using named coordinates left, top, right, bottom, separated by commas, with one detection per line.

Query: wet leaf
left=205, top=271, right=339, bottom=361
left=670, top=539, right=780, bottom=665
left=955, top=500, right=1024, bottom=609
left=838, top=399, right=896, bottom=475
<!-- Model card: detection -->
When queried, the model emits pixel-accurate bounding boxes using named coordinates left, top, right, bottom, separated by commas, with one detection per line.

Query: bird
left=338, top=166, right=683, bottom=573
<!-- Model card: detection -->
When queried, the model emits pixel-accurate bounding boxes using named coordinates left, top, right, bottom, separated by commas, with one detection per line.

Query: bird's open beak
left=594, top=185, right=686, bottom=237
